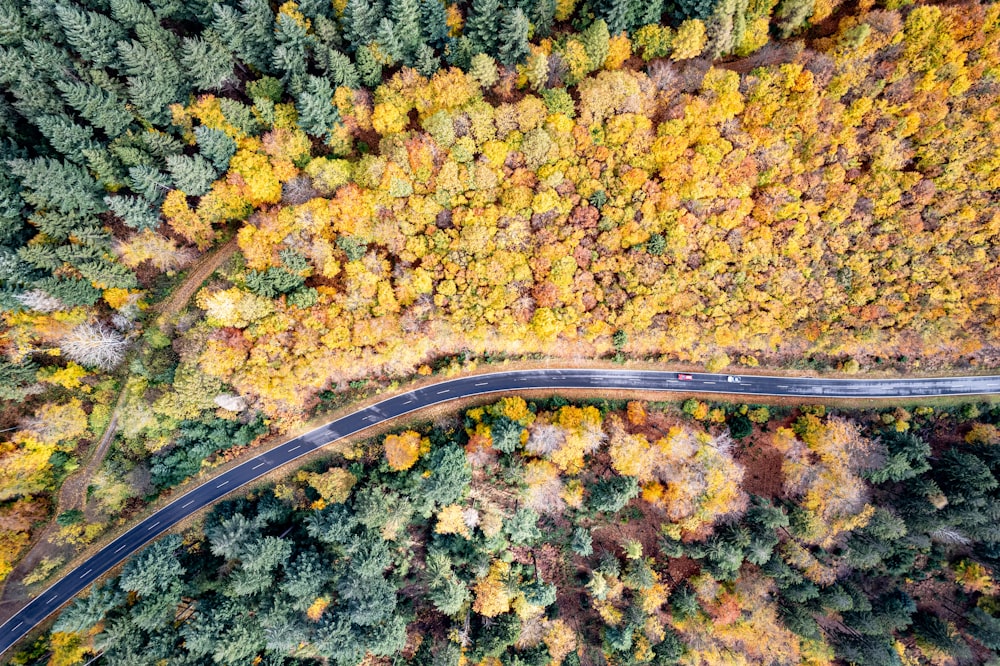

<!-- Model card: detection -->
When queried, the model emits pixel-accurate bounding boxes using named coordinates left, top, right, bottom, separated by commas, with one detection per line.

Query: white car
left=727, top=375, right=741, bottom=383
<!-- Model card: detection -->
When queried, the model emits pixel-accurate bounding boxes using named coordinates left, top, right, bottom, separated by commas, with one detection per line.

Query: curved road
left=3, top=368, right=1000, bottom=654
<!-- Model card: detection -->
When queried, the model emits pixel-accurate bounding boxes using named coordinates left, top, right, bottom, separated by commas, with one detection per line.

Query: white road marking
left=288, top=445, right=301, bottom=452
left=181, top=500, right=194, bottom=508
left=147, top=521, right=160, bottom=531
left=252, top=462, right=266, bottom=470
left=216, top=480, right=229, bottom=488
left=12, top=621, right=22, bottom=630
left=703, top=381, right=716, bottom=384
left=474, top=382, right=488, bottom=386
left=46, top=596, right=57, bottom=605
left=79, top=569, right=92, bottom=578
left=436, top=389, right=450, bottom=394
left=114, top=543, right=128, bottom=553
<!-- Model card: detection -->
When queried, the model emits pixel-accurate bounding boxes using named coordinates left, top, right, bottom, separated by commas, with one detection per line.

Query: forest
left=22, top=395, right=1000, bottom=666
left=0, top=0, right=999, bottom=654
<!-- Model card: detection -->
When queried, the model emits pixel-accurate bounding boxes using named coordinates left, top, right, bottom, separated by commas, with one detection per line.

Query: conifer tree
left=342, top=0, right=383, bottom=52
left=355, top=43, right=383, bottom=87
left=193, top=126, right=237, bottom=171
left=375, top=18, right=402, bottom=64
left=108, top=0, right=158, bottom=28
left=238, top=0, right=278, bottom=72
left=54, top=4, right=125, bottom=68
left=296, top=76, right=342, bottom=141
left=9, top=157, right=106, bottom=216
left=125, top=75, right=179, bottom=126
left=390, top=0, right=421, bottom=63
left=324, top=50, right=360, bottom=88
left=466, top=0, right=501, bottom=56
left=598, top=0, right=630, bottom=35
left=418, top=0, right=449, bottom=50
left=166, top=154, right=218, bottom=197
left=414, top=43, right=439, bottom=75
left=531, top=0, right=555, bottom=37
left=84, top=148, right=127, bottom=190
left=34, top=114, right=97, bottom=161
left=56, top=79, right=133, bottom=137
left=497, top=9, right=530, bottom=66
left=180, top=33, right=235, bottom=91
left=106, top=195, right=161, bottom=230
left=582, top=19, right=611, bottom=70
left=128, top=165, right=172, bottom=202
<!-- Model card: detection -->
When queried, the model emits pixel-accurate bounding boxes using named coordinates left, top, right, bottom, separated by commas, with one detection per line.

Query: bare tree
left=60, top=322, right=130, bottom=371
left=16, top=289, right=66, bottom=313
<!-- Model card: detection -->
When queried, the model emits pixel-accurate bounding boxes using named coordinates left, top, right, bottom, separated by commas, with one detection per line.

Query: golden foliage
left=384, top=430, right=425, bottom=471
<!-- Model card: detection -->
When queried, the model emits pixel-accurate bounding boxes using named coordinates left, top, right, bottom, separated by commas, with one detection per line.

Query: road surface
left=2, top=368, right=999, bottom=655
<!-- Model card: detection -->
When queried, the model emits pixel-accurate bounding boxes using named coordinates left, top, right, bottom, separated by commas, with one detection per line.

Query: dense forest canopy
left=0, top=0, right=999, bottom=658
left=31, top=396, right=1000, bottom=666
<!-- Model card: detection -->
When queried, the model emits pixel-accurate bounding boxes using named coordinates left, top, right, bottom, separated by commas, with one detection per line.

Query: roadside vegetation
left=21, top=395, right=1000, bottom=666
left=1, top=0, right=999, bottom=644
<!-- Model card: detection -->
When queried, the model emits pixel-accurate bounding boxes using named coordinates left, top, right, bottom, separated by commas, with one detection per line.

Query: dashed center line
left=12, top=621, right=22, bottom=630
left=252, top=461, right=266, bottom=470
left=79, top=569, right=92, bottom=578
left=181, top=500, right=194, bottom=508
left=46, top=595, right=58, bottom=605
left=436, top=389, right=450, bottom=394
left=114, top=543, right=128, bottom=553
left=216, top=480, right=229, bottom=488
left=474, top=382, right=488, bottom=386
left=288, top=445, right=301, bottom=452
left=146, top=521, right=161, bottom=531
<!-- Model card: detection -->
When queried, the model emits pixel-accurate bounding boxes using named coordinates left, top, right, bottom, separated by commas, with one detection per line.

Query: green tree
left=9, top=158, right=106, bottom=216
left=194, top=126, right=237, bottom=171
left=56, top=79, right=133, bottom=137
left=773, top=0, right=813, bottom=38
left=390, top=0, right=421, bottom=63
left=421, top=444, right=472, bottom=508
left=343, top=0, right=383, bottom=51
left=119, top=534, right=186, bottom=596
left=531, top=0, right=555, bottom=37
left=570, top=526, right=593, bottom=556
left=589, top=475, right=639, bottom=513
left=180, top=33, right=235, bottom=90
left=466, top=0, right=501, bottom=56
left=419, top=0, right=449, bottom=49
left=54, top=4, right=125, bottom=68
left=166, top=154, right=218, bottom=197
left=496, top=9, right=529, bottom=67
left=34, top=114, right=97, bottom=161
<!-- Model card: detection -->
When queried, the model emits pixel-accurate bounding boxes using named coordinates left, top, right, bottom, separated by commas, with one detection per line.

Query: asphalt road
left=2, top=368, right=1000, bottom=655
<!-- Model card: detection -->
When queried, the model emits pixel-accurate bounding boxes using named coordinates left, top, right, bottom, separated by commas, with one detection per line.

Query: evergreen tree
left=773, top=0, right=813, bottom=38
left=0, top=358, right=39, bottom=401
left=570, top=526, right=593, bottom=556
left=323, top=49, right=360, bottom=88
left=84, top=147, right=128, bottom=190
left=54, top=3, right=125, bottom=68
left=597, top=0, right=629, bottom=35
left=418, top=0, right=449, bottom=50
left=108, top=0, right=158, bottom=28
left=531, top=0, right=555, bottom=37
left=296, top=76, right=342, bottom=141
left=390, top=0, right=421, bottom=62
left=466, top=0, right=501, bottom=56
left=180, top=33, right=235, bottom=91
left=238, top=0, right=277, bottom=72
left=9, top=157, right=106, bottom=216
left=342, top=0, right=382, bottom=51
left=165, top=154, right=217, bottom=196
left=35, top=275, right=102, bottom=306
left=34, top=113, right=97, bottom=160
left=589, top=475, right=639, bottom=513
left=497, top=9, right=529, bottom=67
left=194, top=126, right=237, bottom=171
left=630, top=0, right=663, bottom=27
left=374, top=17, right=402, bottom=64
left=355, top=43, right=383, bottom=88
left=21, top=38, right=72, bottom=78
left=125, top=74, right=179, bottom=126
left=414, top=42, right=439, bottom=75
left=128, top=165, right=172, bottom=201
left=78, top=257, right=139, bottom=289
left=106, top=194, right=161, bottom=230
left=56, top=79, right=133, bottom=137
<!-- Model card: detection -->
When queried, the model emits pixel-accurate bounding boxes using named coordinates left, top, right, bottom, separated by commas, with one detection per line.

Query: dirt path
left=0, top=239, right=241, bottom=616
left=153, top=236, right=238, bottom=323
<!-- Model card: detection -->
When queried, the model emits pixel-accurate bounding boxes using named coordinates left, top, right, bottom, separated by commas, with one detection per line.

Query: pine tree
left=9, top=157, right=106, bottom=216
left=355, top=43, right=383, bottom=88
left=108, top=0, right=158, bottom=28
left=106, top=194, right=161, bottom=230
left=466, top=0, right=501, bottom=56
left=598, top=0, right=629, bottom=35
left=324, top=49, right=360, bottom=88
left=773, top=0, right=813, bottom=38
left=418, top=0, right=449, bottom=50
left=497, top=9, right=530, bottom=67
left=390, top=0, right=421, bottom=63
left=296, top=76, right=342, bottom=141
left=414, top=43, right=439, bottom=75
left=375, top=17, right=402, bottom=64
left=125, top=75, right=179, bottom=126
left=180, top=33, right=235, bottom=91
left=128, top=165, right=172, bottom=202
left=468, top=52, right=499, bottom=87
left=238, top=0, right=278, bottom=72
left=629, top=0, right=663, bottom=28
left=56, top=79, right=133, bottom=137
left=193, top=126, right=237, bottom=171
left=342, top=0, right=383, bottom=51
left=36, top=276, right=102, bottom=306
left=21, top=38, right=72, bottom=78
left=54, top=4, right=125, bottom=68
left=531, top=0, right=555, bottom=37
left=166, top=154, right=218, bottom=197
left=34, top=114, right=96, bottom=161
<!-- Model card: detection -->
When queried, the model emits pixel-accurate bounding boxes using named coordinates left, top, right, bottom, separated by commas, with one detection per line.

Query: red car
left=677, top=373, right=693, bottom=381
